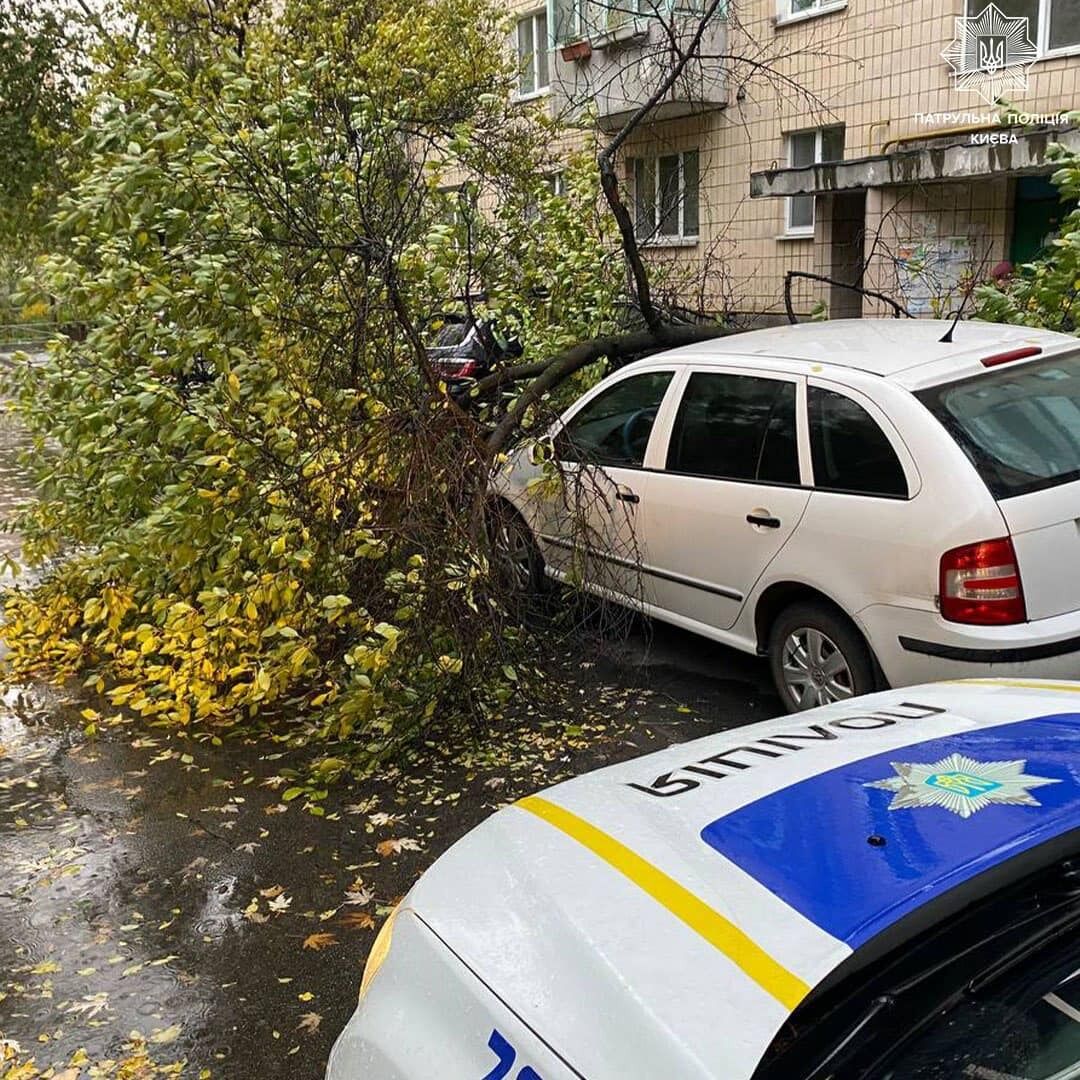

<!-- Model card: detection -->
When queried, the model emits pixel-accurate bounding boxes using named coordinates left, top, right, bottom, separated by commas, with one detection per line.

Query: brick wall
left=503, top=0, right=1080, bottom=318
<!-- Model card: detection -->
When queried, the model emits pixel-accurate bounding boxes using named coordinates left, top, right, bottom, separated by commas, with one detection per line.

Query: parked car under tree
left=489, top=319, right=1080, bottom=710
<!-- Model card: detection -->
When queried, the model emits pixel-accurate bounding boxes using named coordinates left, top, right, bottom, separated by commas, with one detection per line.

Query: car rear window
left=425, top=319, right=470, bottom=348
left=917, top=351, right=1080, bottom=499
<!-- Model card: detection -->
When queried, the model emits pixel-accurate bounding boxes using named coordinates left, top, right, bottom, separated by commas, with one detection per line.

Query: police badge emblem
left=865, top=753, right=1060, bottom=818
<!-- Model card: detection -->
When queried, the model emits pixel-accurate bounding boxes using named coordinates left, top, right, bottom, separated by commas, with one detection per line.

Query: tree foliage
left=2, top=0, right=627, bottom=774
left=0, top=0, right=86, bottom=249
left=976, top=145, right=1080, bottom=333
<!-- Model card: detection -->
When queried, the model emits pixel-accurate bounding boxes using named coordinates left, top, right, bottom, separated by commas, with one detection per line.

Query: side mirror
left=529, top=434, right=555, bottom=466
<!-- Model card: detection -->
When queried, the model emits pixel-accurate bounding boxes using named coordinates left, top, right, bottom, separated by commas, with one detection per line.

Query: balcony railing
left=546, top=4, right=728, bottom=131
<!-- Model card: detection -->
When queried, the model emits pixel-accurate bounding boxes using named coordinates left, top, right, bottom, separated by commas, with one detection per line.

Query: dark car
left=423, top=312, right=523, bottom=384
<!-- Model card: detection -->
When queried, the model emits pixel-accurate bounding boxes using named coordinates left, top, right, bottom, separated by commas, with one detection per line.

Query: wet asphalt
left=0, top=391, right=780, bottom=1078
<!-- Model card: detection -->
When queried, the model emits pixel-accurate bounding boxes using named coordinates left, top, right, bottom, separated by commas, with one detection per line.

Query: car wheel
left=768, top=602, right=876, bottom=713
left=488, top=503, right=545, bottom=598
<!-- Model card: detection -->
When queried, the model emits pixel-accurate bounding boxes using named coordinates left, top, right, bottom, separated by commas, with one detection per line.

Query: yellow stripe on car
left=946, top=678, right=1080, bottom=693
left=516, top=795, right=810, bottom=1011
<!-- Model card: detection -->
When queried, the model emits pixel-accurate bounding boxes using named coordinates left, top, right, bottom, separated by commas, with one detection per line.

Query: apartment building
left=509, top=0, right=1080, bottom=320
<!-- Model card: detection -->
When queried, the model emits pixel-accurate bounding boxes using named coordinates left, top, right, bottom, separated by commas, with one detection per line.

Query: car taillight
left=939, top=537, right=1026, bottom=625
left=432, top=359, right=479, bottom=379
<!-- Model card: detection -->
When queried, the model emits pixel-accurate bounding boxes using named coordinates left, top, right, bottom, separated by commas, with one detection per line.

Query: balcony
left=547, top=3, right=728, bottom=132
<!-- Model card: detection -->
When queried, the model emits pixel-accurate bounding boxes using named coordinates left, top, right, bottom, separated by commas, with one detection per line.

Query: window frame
left=551, top=367, right=680, bottom=470
left=629, top=148, right=701, bottom=246
left=805, top=379, right=917, bottom=500
left=775, top=0, right=847, bottom=25
left=551, top=0, right=587, bottom=46
left=783, top=126, right=844, bottom=238
left=662, top=368, right=809, bottom=488
left=515, top=9, right=551, bottom=99
left=965, top=0, right=1080, bottom=59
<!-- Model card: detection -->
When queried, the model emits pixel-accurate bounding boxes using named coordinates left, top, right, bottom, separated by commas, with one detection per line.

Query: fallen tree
left=2, top=0, right=824, bottom=778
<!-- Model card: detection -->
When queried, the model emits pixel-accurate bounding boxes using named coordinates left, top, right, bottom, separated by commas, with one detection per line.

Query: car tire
left=488, top=502, right=546, bottom=599
left=768, top=602, right=876, bottom=713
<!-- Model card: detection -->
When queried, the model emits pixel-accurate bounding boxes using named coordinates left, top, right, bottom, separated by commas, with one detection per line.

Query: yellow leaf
left=302, top=932, right=337, bottom=951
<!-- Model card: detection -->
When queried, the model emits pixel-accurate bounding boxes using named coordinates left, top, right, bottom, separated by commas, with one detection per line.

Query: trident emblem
left=978, top=35, right=1006, bottom=74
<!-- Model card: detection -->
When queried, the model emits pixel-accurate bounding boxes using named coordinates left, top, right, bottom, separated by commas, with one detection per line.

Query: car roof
left=410, top=681, right=1080, bottom=1080
left=633, top=318, right=1077, bottom=386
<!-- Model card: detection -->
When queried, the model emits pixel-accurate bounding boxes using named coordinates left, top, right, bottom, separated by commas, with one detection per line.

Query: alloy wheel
left=493, top=516, right=533, bottom=593
left=781, top=626, right=854, bottom=709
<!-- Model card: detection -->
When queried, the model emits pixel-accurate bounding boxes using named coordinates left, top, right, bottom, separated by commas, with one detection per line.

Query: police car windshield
left=877, top=962, right=1080, bottom=1079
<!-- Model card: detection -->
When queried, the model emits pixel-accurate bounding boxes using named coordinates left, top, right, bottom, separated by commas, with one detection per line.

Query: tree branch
left=783, top=270, right=912, bottom=321
left=484, top=322, right=731, bottom=455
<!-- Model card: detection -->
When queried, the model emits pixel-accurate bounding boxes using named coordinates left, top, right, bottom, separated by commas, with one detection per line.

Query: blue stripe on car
left=700, top=714, right=1080, bottom=950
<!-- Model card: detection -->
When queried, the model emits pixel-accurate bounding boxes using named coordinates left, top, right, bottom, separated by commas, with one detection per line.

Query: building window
left=516, top=10, right=550, bottom=96
left=631, top=149, right=700, bottom=243
left=785, top=126, right=843, bottom=237
left=606, top=0, right=649, bottom=31
left=780, top=0, right=844, bottom=19
left=552, top=0, right=586, bottom=45
left=966, top=0, right=1079, bottom=55
left=525, top=172, right=566, bottom=222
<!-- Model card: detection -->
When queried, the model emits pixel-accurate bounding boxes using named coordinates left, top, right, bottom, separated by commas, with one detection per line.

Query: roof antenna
left=939, top=296, right=968, bottom=343
left=939, top=259, right=986, bottom=343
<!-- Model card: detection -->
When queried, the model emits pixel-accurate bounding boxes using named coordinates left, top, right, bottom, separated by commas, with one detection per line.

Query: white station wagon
left=490, top=319, right=1080, bottom=710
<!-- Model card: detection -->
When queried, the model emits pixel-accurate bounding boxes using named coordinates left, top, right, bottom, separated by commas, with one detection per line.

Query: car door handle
left=615, top=487, right=640, bottom=504
left=746, top=513, right=781, bottom=528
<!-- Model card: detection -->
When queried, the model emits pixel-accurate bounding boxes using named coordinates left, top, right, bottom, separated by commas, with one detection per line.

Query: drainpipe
left=866, top=119, right=890, bottom=156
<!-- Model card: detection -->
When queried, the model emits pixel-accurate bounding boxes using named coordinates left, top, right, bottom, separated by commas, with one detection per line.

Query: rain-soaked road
left=0, top=387, right=777, bottom=1078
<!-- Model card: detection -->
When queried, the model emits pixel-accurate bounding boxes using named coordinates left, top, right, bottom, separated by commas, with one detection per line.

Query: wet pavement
left=0, top=392, right=779, bottom=1078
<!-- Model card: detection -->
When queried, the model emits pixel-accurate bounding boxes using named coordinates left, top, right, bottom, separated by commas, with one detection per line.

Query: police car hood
left=407, top=681, right=1080, bottom=1080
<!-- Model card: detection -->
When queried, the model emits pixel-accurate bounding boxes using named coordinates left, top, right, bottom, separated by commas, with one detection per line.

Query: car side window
left=666, top=373, right=800, bottom=485
left=808, top=385, right=908, bottom=497
left=554, top=371, right=674, bottom=467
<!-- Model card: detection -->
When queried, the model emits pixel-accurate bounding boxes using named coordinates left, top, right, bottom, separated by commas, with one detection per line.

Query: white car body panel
left=490, top=319, right=1080, bottom=692
left=325, top=910, right=578, bottom=1079
left=998, top=479, right=1080, bottom=620
left=327, top=680, right=1080, bottom=1079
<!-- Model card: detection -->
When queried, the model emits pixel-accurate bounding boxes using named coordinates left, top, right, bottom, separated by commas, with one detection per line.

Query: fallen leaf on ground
left=302, top=932, right=337, bottom=951
left=376, top=838, right=421, bottom=857
left=297, top=1012, right=322, bottom=1035
left=339, top=911, right=375, bottom=931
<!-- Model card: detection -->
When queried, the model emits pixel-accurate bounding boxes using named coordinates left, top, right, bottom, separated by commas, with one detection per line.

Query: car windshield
left=879, top=962, right=1080, bottom=1080
left=917, top=351, right=1080, bottom=499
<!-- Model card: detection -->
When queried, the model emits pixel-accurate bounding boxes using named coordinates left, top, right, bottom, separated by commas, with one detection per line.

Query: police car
left=326, top=680, right=1080, bottom=1079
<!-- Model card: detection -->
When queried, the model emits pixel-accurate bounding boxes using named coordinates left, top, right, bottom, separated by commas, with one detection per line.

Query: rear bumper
left=858, top=604, right=1080, bottom=687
